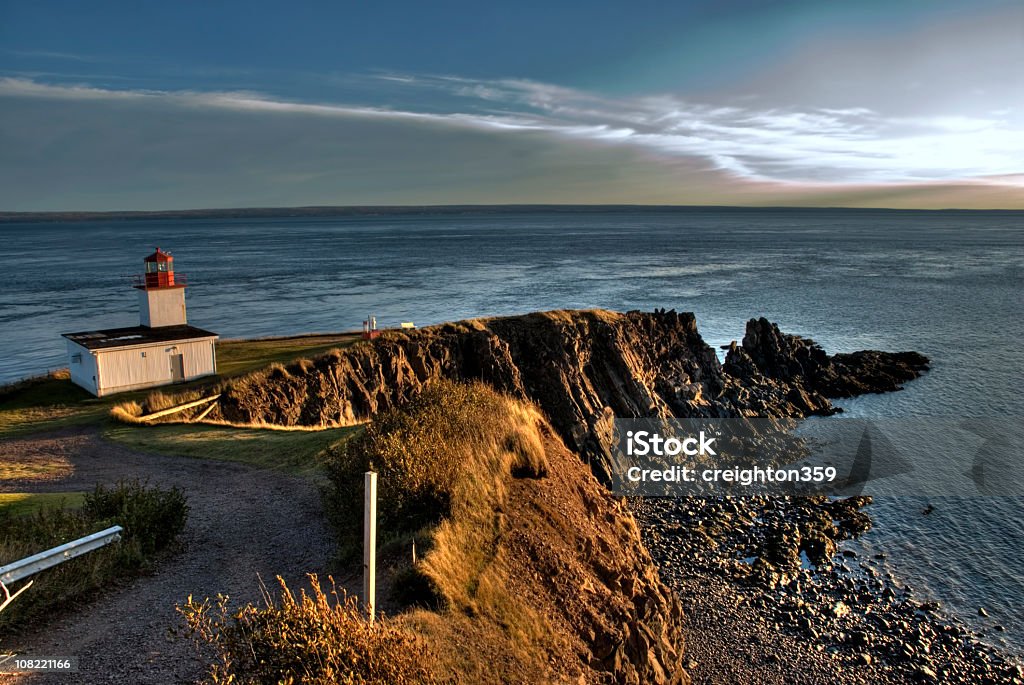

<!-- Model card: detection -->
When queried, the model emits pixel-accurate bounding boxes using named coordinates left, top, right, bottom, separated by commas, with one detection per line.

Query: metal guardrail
left=0, top=525, right=124, bottom=586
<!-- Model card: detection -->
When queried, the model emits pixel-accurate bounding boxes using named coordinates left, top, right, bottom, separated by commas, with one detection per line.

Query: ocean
left=1, top=207, right=1021, bottom=649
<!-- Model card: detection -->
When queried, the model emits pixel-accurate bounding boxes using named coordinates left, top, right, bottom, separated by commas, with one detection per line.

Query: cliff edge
left=204, top=309, right=928, bottom=486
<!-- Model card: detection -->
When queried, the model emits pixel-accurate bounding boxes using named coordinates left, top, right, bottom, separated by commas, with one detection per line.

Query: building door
left=170, top=353, right=185, bottom=382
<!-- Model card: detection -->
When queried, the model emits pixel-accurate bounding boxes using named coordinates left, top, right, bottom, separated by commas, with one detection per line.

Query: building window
left=141, top=351, right=147, bottom=358
left=71, top=353, right=82, bottom=364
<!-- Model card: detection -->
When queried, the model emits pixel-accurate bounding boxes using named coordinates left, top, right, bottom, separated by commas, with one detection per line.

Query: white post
left=363, top=471, right=377, bottom=624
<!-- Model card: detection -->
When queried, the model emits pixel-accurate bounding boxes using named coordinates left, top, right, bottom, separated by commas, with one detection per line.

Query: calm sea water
left=1, top=208, right=1022, bottom=648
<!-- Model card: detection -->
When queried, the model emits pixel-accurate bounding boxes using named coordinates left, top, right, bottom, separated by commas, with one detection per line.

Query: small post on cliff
left=363, top=470, right=377, bottom=624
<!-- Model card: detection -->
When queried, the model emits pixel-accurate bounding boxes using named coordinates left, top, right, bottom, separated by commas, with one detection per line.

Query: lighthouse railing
left=129, top=273, right=188, bottom=288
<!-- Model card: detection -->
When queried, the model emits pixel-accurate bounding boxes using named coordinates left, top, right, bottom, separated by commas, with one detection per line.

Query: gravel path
left=0, top=427, right=335, bottom=684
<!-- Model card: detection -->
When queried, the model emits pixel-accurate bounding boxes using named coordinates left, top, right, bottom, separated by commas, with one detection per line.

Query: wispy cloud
left=388, top=74, right=1024, bottom=186
left=2, top=74, right=1022, bottom=187
left=5, top=49, right=108, bottom=63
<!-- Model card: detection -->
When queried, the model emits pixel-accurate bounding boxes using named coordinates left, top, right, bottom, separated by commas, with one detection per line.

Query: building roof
left=62, top=324, right=218, bottom=351
left=144, top=247, right=173, bottom=263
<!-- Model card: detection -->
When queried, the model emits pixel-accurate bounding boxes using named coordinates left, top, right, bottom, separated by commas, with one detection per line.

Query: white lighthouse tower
left=62, top=249, right=219, bottom=397
left=138, top=247, right=187, bottom=327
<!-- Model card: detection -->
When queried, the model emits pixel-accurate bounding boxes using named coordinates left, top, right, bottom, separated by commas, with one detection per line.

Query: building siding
left=66, top=337, right=216, bottom=397
left=66, top=339, right=100, bottom=395
left=96, top=337, right=216, bottom=396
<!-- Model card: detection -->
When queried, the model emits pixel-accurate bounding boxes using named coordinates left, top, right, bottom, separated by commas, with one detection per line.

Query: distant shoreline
left=2, top=204, right=1021, bottom=224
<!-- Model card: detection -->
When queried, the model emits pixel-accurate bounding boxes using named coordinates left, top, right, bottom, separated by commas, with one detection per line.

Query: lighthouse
left=62, top=249, right=219, bottom=397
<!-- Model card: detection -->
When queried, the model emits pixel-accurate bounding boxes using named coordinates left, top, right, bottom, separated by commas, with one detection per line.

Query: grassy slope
left=0, top=372, right=107, bottom=438
left=188, top=381, right=685, bottom=683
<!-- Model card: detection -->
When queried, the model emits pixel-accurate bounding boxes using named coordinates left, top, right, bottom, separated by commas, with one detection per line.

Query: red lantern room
left=142, top=247, right=176, bottom=288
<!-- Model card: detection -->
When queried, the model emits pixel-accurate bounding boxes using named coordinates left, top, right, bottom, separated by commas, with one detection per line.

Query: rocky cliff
left=723, top=317, right=930, bottom=399
left=206, top=309, right=928, bottom=486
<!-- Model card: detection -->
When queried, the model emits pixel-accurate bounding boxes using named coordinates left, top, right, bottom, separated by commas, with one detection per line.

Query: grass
left=104, top=422, right=360, bottom=477
left=0, top=333, right=361, bottom=439
left=0, top=453, right=72, bottom=483
left=0, top=404, right=108, bottom=438
left=0, top=492, right=86, bottom=518
left=214, top=333, right=360, bottom=378
left=0, top=370, right=108, bottom=438
left=0, top=369, right=94, bottom=410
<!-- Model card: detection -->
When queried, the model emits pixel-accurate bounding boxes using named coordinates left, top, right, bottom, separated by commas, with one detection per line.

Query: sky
left=0, top=0, right=1022, bottom=210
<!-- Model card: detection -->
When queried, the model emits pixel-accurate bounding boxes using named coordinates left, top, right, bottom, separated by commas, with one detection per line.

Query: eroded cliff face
left=493, top=426, right=690, bottom=684
left=207, top=309, right=928, bottom=485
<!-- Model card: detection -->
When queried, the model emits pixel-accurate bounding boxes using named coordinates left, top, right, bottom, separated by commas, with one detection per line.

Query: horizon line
left=3, top=202, right=1023, bottom=224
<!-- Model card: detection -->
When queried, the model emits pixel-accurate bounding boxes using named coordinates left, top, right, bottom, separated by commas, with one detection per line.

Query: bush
left=84, top=480, right=189, bottom=557
left=178, top=574, right=442, bottom=685
left=0, top=480, right=188, bottom=631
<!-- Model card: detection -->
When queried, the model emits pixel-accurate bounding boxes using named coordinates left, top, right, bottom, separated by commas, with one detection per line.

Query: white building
left=62, top=248, right=218, bottom=397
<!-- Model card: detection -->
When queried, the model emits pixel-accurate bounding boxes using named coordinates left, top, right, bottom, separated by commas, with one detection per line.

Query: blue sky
left=1, top=0, right=1022, bottom=209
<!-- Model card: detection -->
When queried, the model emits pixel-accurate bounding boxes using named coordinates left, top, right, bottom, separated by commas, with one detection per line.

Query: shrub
left=267, top=363, right=291, bottom=381
left=178, top=574, right=442, bottom=685
left=84, top=480, right=189, bottom=557
left=0, top=480, right=188, bottom=631
left=289, top=358, right=315, bottom=375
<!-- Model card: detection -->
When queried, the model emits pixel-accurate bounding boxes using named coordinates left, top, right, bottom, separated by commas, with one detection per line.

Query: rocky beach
left=634, top=494, right=1022, bottom=684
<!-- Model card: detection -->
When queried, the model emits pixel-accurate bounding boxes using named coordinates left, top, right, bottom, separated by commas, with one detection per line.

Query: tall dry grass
left=110, top=388, right=217, bottom=425
left=178, top=574, right=442, bottom=685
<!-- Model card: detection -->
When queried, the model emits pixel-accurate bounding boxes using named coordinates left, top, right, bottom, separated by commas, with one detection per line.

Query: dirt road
left=0, top=427, right=335, bottom=684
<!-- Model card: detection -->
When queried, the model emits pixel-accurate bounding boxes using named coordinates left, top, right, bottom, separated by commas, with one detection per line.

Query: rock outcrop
left=724, top=317, right=930, bottom=399
left=205, top=309, right=928, bottom=485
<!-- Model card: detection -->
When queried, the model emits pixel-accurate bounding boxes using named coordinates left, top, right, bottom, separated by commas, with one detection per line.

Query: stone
left=832, top=601, right=851, bottom=618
